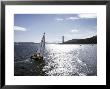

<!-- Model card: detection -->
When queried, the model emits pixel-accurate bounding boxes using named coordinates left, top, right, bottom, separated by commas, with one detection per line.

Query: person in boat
left=37, top=53, right=43, bottom=59
left=31, top=53, right=40, bottom=59
left=35, top=49, right=41, bottom=58
left=37, top=53, right=40, bottom=57
left=32, top=53, right=37, bottom=58
left=35, top=49, right=40, bottom=57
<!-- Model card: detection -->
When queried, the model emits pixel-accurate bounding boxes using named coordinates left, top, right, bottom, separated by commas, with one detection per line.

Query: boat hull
left=30, top=55, right=43, bottom=62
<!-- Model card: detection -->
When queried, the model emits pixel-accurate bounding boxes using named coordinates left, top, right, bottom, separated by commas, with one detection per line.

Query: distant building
left=62, top=36, right=64, bottom=43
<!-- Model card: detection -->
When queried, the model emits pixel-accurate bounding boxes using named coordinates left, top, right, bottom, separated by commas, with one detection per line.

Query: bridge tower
left=62, top=36, right=64, bottom=43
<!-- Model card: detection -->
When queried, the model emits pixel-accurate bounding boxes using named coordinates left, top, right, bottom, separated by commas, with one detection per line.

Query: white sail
left=40, top=33, right=45, bottom=57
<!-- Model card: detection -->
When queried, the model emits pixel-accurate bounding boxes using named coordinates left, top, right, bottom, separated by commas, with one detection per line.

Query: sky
left=14, top=14, right=97, bottom=43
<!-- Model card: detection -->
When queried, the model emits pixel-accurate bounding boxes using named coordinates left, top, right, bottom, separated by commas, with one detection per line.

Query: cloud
left=71, top=29, right=79, bottom=33
left=78, top=14, right=97, bottom=19
left=66, top=17, right=79, bottom=20
left=55, top=14, right=96, bottom=22
left=55, top=18, right=64, bottom=21
left=14, top=26, right=27, bottom=31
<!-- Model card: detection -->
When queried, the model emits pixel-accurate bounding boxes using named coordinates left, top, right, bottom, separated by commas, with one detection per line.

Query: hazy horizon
left=14, top=35, right=97, bottom=43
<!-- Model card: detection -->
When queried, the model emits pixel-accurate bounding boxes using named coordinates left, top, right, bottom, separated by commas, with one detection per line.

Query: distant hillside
left=14, top=42, right=34, bottom=44
left=63, top=36, right=97, bottom=44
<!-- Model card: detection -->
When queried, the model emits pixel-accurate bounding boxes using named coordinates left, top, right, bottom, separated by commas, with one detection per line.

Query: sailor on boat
left=31, top=33, right=45, bottom=61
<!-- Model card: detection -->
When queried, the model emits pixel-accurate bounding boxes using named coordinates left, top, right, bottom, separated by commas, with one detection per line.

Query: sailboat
left=30, top=33, right=45, bottom=62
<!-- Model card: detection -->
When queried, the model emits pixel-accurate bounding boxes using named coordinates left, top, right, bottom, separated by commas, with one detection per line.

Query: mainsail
left=40, top=33, right=45, bottom=57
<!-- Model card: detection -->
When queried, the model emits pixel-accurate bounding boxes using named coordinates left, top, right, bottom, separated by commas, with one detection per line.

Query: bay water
left=14, top=43, right=97, bottom=76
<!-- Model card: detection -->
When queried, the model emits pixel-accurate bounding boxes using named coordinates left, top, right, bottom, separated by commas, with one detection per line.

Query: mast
left=40, top=33, right=45, bottom=57
left=43, top=32, right=45, bottom=48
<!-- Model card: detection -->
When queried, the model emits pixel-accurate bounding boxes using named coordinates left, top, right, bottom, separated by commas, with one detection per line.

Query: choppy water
left=14, top=43, right=97, bottom=76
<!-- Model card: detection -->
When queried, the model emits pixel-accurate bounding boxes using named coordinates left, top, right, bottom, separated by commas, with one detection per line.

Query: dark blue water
left=14, top=43, right=97, bottom=76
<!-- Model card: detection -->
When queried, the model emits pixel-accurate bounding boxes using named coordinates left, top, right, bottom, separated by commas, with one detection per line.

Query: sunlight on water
left=14, top=43, right=97, bottom=76
left=46, top=44, right=79, bottom=52
left=43, top=44, right=89, bottom=76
